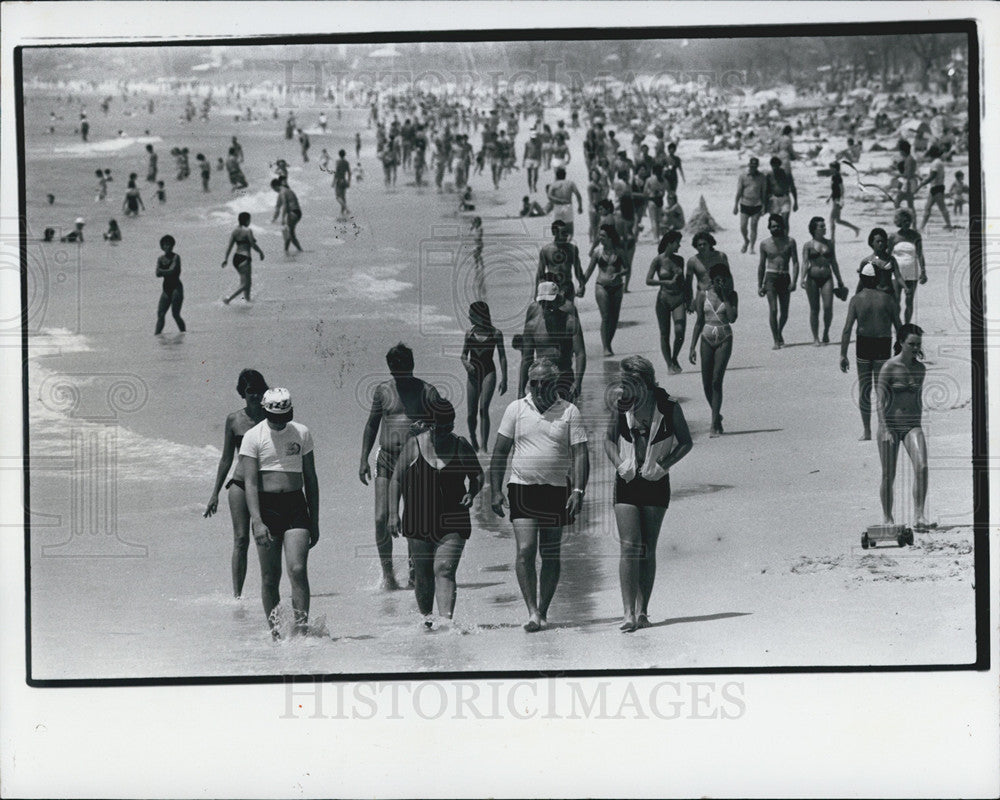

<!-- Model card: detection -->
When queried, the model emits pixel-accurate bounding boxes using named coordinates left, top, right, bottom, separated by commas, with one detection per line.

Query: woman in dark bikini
left=646, top=230, right=689, bottom=374
left=801, top=216, right=847, bottom=346
left=582, top=224, right=627, bottom=357
left=876, top=324, right=933, bottom=530
left=388, top=400, right=483, bottom=627
left=460, top=301, right=507, bottom=452
left=204, top=369, right=268, bottom=598
left=689, top=262, right=739, bottom=437
left=221, top=212, right=265, bottom=304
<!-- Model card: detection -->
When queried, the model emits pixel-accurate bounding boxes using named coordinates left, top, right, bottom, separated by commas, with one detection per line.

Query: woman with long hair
left=605, top=356, right=692, bottom=632
left=460, top=301, right=508, bottom=452
left=204, top=369, right=268, bottom=598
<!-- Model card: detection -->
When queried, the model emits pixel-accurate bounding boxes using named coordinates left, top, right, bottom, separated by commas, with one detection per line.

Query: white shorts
left=553, top=204, right=574, bottom=224
left=768, top=195, right=792, bottom=215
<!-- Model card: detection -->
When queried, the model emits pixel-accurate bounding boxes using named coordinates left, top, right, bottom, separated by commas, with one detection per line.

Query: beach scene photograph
left=16, top=26, right=983, bottom=682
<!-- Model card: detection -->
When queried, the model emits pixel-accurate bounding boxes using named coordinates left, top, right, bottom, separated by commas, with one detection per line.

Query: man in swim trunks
left=333, top=149, right=351, bottom=218
left=490, top=358, right=589, bottom=632
left=765, top=156, right=797, bottom=230
left=546, top=167, right=583, bottom=241
left=522, top=129, right=542, bottom=194
left=360, top=343, right=443, bottom=590
left=757, top=213, right=799, bottom=349
left=519, top=282, right=586, bottom=402
left=241, top=388, right=319, bottom=637
left=536, top=220, right=585, bottom=302
left=271, top=178, right=303, bottom=254
left=733, top=156, right=768, bottom=254
left=840, top=263, right=902, bottom=441
left=221, top=212, right=264, bottom=304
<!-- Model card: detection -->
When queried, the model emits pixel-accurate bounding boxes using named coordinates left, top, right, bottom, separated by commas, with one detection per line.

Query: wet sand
left=23, top=88, right=976, bottom=678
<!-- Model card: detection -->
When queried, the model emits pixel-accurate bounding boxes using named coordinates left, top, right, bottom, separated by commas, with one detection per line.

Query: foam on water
left=49, top=135, right=163, bottom=156
left=223, top=189, right=277, bottom=216
left=28, top=328, right=220, bottom=481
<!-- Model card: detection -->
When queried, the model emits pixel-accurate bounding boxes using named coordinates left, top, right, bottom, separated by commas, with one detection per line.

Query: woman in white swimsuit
left=888, top=209, right=927, bottom=325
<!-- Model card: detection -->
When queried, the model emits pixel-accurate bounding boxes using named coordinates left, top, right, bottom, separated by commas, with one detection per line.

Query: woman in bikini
left=582, top=224, right=626, bottom=357
left=801, top=216, right=847, bottom=346
left=887, top=209, right=926, bottom=324
left=221, top=212, right=265, bottom=304
left=387, top=400, right=483, bottom=627
left=689, top=262, right=739, bottom=437
left=646, top=230, right=689, bottom=375
left=604, top=355, right=692, bottom=633
left=459, top=301, right=508, bottom=452
left=876, top=324, right=933, bottom=531
left=204, top=369, right=268, bottom=598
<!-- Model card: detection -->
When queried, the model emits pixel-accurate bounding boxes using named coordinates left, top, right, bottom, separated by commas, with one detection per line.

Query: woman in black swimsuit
left=204, top=369, right=268, bottom=598
left=875, top=324, right=933, bottom=530
left=583, top=224, right=627, bottom=357
left=801, top=216, right=847, bottom=346
left=122, top=178, right=145, bottom=218
left=460, top=301, right=508, bottom=452
left=387, top=400, right=483, bottom=627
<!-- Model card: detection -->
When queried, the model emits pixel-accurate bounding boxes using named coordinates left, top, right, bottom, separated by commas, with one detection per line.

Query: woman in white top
left=604, top=356, right=692, bottom=632
left=240, top=388, right=319, bottom=638
left=887, top=209, right=926, bottom=325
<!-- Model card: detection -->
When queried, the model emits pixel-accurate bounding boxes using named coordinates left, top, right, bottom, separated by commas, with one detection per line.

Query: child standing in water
left=95, top=169, right=109, bottom=202
left=155, top=235, right=186, bottom=334
left=103, top=219, right=121, bottom=243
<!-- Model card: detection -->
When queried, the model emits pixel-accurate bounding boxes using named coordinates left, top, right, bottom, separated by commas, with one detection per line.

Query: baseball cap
left=536, top=281, right=560, bottom=302
left=75, top=217, right=85, bottom=225
left=860, top=263, right=876, bottom=278
left=262, top=387, right=293, bottom=415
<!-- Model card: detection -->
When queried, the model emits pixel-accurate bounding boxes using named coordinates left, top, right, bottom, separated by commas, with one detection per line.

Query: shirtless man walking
left=547, top=167, right=584, bottom=241
left=733, top=156, right=768, bottom=254
left=757, top=214, right=799, bottom=349
left=536, top=220, right=585, bottom=303
left=519, top=282, right=587, bottom=402
left=333, top=149, right=352, bottom=218
left=360, top=343, right=442, bottom=590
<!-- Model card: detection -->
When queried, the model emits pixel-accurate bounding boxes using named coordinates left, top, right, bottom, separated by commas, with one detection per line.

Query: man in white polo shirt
left=489, top=358, right=589, bottom=632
